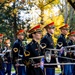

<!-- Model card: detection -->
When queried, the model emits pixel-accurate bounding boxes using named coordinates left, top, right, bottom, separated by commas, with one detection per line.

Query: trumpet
left=29, top=45, right=75, bottom=64
left=29, top=53, right=75, bottom=67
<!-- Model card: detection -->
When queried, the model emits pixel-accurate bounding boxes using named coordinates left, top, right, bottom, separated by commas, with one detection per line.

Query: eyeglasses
left=33, top=30, right=42, bottom=34
left=49, top=26, right=55, bottom=29
left=71, top=35, right=75, bottom=37
left=37, top=32, right=42, bottom=34
left=36, top=30, right=42, bottom=34
left=19, top=34, right=24, bottom=36
left=62, top=28, right=69, bottom=30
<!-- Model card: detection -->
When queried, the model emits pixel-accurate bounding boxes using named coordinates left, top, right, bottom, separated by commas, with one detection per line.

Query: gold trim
left=13, top=48, right=18, bottom=53
left=40, top=43, right=46, bottom=49
left=24, top=60, right=30, bottom=66
left=24, top=51, right=30, bottom=57
left=57, top=42, right=63, bottom=47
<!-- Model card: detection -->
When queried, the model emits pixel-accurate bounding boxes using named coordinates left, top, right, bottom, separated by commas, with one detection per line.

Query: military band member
left=23, top=24, right=44, bottom=75
left=41, top=22, right=57, bottom=75
left=12, top=29, right=26, bottom=75
left=68, top=31, right=75, bottom=75
left=3, top=39, right=12, bottom=75
left=0, top=33, right=5, bottom=75
left=56, top=24, right=69, bottom=75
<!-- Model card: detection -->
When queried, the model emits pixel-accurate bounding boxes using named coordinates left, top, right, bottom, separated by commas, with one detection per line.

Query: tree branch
left=68, top=0, right=75, bottom=10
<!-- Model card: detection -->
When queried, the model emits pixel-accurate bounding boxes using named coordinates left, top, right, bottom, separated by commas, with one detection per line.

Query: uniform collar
left=18, top=39, right=22, bottom=43
left=61, top=34, right=65, bottom=37
left=70, top=40, right=73, bottom=43
left=32, top=40, right=38, bottom=44
left=47, top=33, right=52, bottom=37
left=70, top=40, right=75, bottom=44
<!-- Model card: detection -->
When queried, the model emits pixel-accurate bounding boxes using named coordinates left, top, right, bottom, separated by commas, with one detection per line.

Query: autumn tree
left=0, top=0, right=75, bottom=44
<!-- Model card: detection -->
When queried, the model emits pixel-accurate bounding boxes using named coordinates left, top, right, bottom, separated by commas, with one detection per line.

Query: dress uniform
left=56, top=24, right=69, bottom=75
left=41, top=22, right=57, bottom=75
left=23, top=25, right=44, bottom=75
left=12, top=29, right=26, bottom=75
left=0, top=33, right=5, bottom=75
left=68, top=31, right=75, bottom=75
left=3, top=39, right=12, bottom=75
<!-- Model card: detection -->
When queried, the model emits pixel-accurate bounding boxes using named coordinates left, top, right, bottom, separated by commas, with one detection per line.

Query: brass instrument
left=45, top=51, right=51, bottom=63
left=29, top=45, right=75, bottom=66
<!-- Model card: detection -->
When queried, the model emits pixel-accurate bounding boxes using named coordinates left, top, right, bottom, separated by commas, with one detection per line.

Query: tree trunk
left=68, top=0, right=75, bottom=10
left=69, top=6, right=74, bottom=32
left=13, top=2, right=17, bottom=41
left=64, top=0, right=68, bottom=23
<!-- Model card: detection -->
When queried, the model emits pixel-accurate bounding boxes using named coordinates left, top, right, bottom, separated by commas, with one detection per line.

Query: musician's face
left=69, top=36, right=75, bottom=41
left=72, top=36, right=75, bottom=41
left=61, top=29, right=68, bottom=35
left=47, top=28, right=55, bottom=34
left=5, top=43, right=11, bottom=47
left=0, top=37, right=3, bottom=43
left=17, top=33, right=24, bottom=40
left=32, top=32, right=42, bottom=40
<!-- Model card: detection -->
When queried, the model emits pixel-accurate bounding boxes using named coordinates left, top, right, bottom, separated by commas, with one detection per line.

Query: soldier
left=68, top=31, right=75, bottom=75
left=0, top=33, right=5, bottom=75
left=23, top=24, right=44, bottom=75
left=41, top=22, right=57, bottom=75
left=3, top=39, right=12, bottom=75
left=12, top=29, right=26, bottom=75
left=56, top=24, right=69, bottom=75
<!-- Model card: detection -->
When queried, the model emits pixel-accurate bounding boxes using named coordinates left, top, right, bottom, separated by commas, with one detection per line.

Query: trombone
left=29, top=45, right=75, bottom=65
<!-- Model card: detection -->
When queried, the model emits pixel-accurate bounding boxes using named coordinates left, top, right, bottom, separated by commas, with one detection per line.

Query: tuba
left=45, top=51, right=51, bottom=63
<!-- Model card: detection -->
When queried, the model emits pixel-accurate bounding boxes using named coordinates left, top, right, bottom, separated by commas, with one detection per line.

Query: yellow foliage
left=45, top=0, right=53, bottom=4
left=28, top=1, right=32, bottom=4
left=8, top=0, right=16, bottom=2
left=44, top=4, right=52, bottom=9
left=36, top=0, right=59, bottom=9
left=13, top=8, right=18, bottom=14
left=18, top=6, right=24, bottom=9
left=0, top=0, right=15, bottom=3
left=11, top=0, right=15, bottom=2
left=52, top=15, right=64, bottom=27
left=27, top=38, right=32, bottom=44
left=52, top=0, right=60, bottom=4
left=45, top=0, right=60, bottom=5
left=43, top=19, right=52, bottom=27
left=37, top=2, right=44, bottom=9
left=52, top=35, right=57, bottom=46
left=37, top=17, right=41, bottom=23
left=41, top=28, right=47, bottom=36
left=54, top=28, right=61, bottom=36
left=0, top=0, right=4, bottom=3
left=4, top=3, right=10, bottom=7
